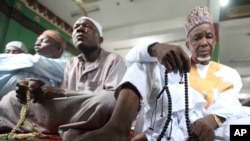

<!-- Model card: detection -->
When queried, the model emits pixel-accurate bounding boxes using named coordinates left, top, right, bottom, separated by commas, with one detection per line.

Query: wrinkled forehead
left=37, top=34, right=51, bottom=40
left=189, top=23, right=215, bottom=35
left=73, top=18, right=96, bottom=28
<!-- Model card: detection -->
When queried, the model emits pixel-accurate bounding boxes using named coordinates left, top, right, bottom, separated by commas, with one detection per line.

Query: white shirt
left=120, top=40, right=250, bottom=141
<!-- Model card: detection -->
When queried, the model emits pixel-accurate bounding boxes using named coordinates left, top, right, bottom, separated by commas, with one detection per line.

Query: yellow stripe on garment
left=189, top=61, right=233, bottom=109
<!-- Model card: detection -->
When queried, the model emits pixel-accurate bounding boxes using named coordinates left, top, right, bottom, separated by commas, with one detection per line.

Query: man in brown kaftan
left=0, top=16, right=126, bottom=141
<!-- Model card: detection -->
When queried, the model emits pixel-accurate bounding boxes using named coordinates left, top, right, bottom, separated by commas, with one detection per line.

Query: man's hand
left=149, top=43, right=191, bottom=74
left=16, top=78, right=45, bottom=104
left=190, top=115, right=218, bottom=141
left=16, top=78, right=64, bottom=104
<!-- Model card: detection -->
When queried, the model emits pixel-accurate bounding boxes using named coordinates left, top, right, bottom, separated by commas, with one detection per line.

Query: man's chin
left=79, top=47, right=99, bottom=54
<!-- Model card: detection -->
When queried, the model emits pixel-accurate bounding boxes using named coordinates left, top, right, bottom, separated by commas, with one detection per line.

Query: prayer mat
left=0, top=135, right=62, bottom=141
left=18, top=135, right=62, bottom=141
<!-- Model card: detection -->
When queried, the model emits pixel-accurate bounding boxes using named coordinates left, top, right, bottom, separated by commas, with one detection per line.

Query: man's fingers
left=191, top=120, right=215, bottom=141
left=17, top=79, right=29, bottom=86
left=26, top=78, right=44, bottom=91
left=165, top=51, right=178, bottom=72
left=162, top=61, right=173, bottom=73
left=179, top=49, right=191, bottom=72
left=155, top=44, right=190, bottom=74
left=172, top=51, right=185, bottom=73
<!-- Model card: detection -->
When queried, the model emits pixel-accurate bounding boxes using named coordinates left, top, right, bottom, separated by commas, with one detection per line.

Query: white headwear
left=75, top=16, right=103, bottom=37
left=5, top=41, right=28, bottom=53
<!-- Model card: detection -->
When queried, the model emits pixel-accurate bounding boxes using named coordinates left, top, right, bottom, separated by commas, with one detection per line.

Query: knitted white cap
left=75, top=16, right=103, bottom=37
left=5, top=41, right=28, bottom=53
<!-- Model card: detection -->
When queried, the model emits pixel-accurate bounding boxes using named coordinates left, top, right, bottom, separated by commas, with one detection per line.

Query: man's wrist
left=41, top=84, right=65, bottom=98
left=147, top=42, right=159, bottom=57
left=213, top=114, right=226, bottom=127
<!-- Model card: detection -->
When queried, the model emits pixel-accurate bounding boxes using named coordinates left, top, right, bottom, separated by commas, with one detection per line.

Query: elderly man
left=0, top=30, right=66, bottom=98
left=73, top=6, right=250, bottom=141
left=4, top=41, right=28, bottom=54
left=0, top=16, right=126, bottom=141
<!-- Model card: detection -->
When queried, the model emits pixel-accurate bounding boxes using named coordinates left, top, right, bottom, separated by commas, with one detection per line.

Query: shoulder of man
left=102, top=49, right=124, bottom=60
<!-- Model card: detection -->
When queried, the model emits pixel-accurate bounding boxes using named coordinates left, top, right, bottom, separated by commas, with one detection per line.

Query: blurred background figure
left=0, top=30, right=67, bottom=99
left=5, top=41, right=28, bottom=54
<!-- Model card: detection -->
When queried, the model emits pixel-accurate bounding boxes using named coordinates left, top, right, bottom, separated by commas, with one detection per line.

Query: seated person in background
left=0, top=16, right=126, bottom=141
left=72, top=6, right=250, bottom=141
left=5, top=41, right=28, bottom=54
left=0, top=30, right=67, bottom=99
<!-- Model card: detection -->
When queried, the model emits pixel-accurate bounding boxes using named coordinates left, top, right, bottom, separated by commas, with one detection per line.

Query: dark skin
left=15, top=19, right=122, bottom=141
left=16, top=19, right=104, bottom=104
left=70, top=43, right=190, bottom=141
left=72, top=18, right=103, bottom=62
left=132, top=24, right=218, bottom=141
left=148, top=43, right=191, bottom=74
left=72, top=88, right=139, bottom=141
left=71, top=24, right=219, bottom=141
left=15, top=33, right=65, bottom=104
left=5, top=46, right=26, bottom=54
left=185, top=23, right=218, bottom=141
left=186, top=23, right=216, bottom=65
left=15, top=22, right=218, bottom=141
left=34, top=34, right=63, bottom=59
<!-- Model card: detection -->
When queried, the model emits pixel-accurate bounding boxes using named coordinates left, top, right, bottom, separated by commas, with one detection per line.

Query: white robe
left=120, top=40, right=250, bottom=141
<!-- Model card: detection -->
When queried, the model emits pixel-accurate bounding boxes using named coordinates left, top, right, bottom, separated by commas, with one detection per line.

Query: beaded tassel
left=157, top=72, right=193, bottom=141
left=184, top=73, right=194, bottom=140
left=157, top=71, right=172, bottom=141
left=0, top=91, right=43, bottom=140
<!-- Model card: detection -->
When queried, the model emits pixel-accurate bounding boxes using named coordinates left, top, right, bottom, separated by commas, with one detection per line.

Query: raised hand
left=149, top=43, right=191, bottom=74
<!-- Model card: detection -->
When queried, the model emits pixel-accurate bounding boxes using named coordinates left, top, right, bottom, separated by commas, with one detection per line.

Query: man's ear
left=185, top=40, right=190, bottom=50
left=214, top=35, right=217, bottom=45
left=58, top=47, right=64, bottom=57
left=99, top=37, right=104, bottom=44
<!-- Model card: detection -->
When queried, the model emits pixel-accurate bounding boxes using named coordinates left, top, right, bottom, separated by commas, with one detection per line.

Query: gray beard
left=197, top=56, right=211, bottom=62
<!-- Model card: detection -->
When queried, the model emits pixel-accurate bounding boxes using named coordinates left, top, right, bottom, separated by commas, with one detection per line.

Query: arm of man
left=0, top=54, right=35, bottom=71
left=125, top=40, right=158, bottom=67
left=26, top=55, right=66, bottom=83
left=125, top=41, right=190, bottom=74
left=0, top=54, right=66, bottom=84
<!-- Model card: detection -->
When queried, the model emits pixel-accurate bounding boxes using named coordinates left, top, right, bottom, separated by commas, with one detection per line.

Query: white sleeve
left=117, top=62, right=152, bottom=99
left=125, top=40, right=158, bottom=67
left=0, top=54, right=66, bottom=83
left=0, top=54, right=35, bottom=70
left=26, top=55, right=67, bottom=83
